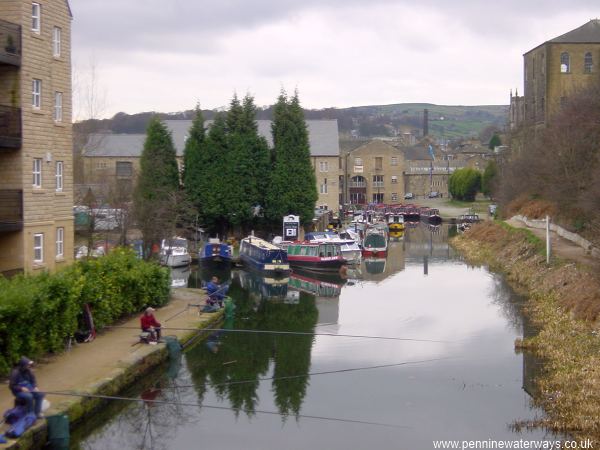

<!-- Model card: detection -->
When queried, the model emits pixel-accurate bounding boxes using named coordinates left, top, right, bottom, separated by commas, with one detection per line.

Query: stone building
left=82, top=119, right=341, bottom=211
left=510, top=19, right=600, bottom=129
left=0, top=1, right=73, bottom=275
left=340, top=140, right=406, bottom=205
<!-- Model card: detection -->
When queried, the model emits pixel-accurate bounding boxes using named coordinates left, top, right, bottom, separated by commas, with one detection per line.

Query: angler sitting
left=140, top=307, right=161, bottom=344
left=8, top=357, right=45, bottom=418
left=206, top=276, right=228, bottom=308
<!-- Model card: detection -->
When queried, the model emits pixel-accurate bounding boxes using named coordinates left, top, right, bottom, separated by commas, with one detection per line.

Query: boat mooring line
left=41, top=390, right=408, bottom=429
left=104, top=325, right=452, bottom=343
left=167, top=357, right=456, bottom=390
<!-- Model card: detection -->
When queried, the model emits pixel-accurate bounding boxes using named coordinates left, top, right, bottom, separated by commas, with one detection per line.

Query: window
left=320, top=178, right=328, bottom=194
left=34, top=233, right=44, bottom=263
left=56, top=227, right=64, bottom=258
left=560, top=52, right=570, bottom=73
left=391, top=157, right=398, bottom=166
left=375, top=157, right=383, bottom=170
left=391, top=175, right=398, bottom=184
left=584, top=52, right=593, bottom=73
left=372, top=193, right=384, bottom=203
left=95, top=161, right=107, bottom=170
left=53, top=27, right=61, bottom=57
left=373, top=175, right=384, bottom=188
left=391, top=193, right=398, bottom=202
left=55, top=161, right=63, bottom=191
left=319, top=161, right=329, bottom=172
left=54, top=92, right=63, bottom=122
left=33, top=158, right=42, bottom=188
left=32, top=79, right=41, bottom=109
left=354, top=158, right=363, bottom=166
left=116, top=161, right=133, bottom=177
left=32, top=3, right=41, bottom=33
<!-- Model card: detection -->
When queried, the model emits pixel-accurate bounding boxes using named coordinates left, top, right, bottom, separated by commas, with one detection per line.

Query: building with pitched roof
left=510, top=19, right=600, bottom=129
left=82, top=119, right=341, bottom=211
left=0, top=0, right=73, bottom=275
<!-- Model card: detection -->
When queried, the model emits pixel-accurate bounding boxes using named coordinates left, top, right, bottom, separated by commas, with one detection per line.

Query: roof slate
left=549, top=19, right=600, bottom=44
left=84, top=119, right=340, bottom=158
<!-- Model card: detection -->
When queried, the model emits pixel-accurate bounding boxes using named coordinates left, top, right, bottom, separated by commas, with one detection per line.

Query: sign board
left=283, top=215, right=300, bottom=240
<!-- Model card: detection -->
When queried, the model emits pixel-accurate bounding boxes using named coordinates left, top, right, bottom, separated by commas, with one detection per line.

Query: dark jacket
left=8, top=357, right=37, bottom=395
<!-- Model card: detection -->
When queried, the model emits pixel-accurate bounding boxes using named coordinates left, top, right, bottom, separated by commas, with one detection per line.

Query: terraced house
left=0, top=0, right=73, bottom=275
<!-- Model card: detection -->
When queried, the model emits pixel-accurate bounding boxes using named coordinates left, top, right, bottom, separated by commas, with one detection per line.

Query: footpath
left=505, top=217, right=599, bottom=268
left=0, top=287, right=221, bottom=449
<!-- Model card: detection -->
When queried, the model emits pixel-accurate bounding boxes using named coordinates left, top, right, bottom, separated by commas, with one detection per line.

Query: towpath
left=505, top=217, right=599, bottom=268
left=0, top=288, right=219, bottom=448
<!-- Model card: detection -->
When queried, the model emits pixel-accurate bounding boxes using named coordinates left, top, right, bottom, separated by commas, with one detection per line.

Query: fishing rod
left=157, top=356, right=455, bottom=390
left=164, top=282, right=231, bottom=323
left=103, top=325, right=452, bottom=343
left=40, top=390, right=409, bottom=429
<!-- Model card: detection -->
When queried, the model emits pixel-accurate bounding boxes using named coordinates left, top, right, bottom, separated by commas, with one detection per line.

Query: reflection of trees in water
left=489, top=273, right=526, bottom=332
left=184, top=279, right=318, bottom=420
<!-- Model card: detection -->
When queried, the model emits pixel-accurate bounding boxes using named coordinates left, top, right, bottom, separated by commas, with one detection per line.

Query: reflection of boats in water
left=389, top=230, right=404, bottom=241
left=364, top=258, right=386, bottom=274
left=235, top=269, right=288, bottom=300
left=170, top=265, right=190, bottom=288
left=288, top=270, right=344, bottom=298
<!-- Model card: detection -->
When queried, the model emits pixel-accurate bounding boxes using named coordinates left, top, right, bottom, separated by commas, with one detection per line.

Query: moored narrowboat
left=200, top=238, right=233, bottom=264
left=286, top=242, right=346, bottom=272
left=362, top=227, right=388, bottom=257
left=239, top=236, right=290, bottom=275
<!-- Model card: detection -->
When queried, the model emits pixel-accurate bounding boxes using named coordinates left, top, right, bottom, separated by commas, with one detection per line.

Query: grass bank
left=453, top=221, right=600, bottom=443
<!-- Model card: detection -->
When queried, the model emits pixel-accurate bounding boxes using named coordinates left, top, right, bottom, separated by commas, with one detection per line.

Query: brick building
left=510, top=19, right=600, bottom=129
left=0, top=1, right=73, bottom=275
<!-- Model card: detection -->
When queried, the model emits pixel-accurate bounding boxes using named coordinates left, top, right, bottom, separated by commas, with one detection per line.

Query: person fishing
left=140, top=307, right=161, bottom=344
left=8, top=357, right=45, bottom=418
left=206, top=276, right=228, bottom=308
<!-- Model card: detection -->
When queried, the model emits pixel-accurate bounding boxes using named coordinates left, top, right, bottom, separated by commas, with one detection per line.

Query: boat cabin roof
left=242, top=236, right=280, bottom=250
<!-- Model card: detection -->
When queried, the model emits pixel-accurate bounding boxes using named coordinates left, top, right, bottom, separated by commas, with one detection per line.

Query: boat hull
left=362, top=248, right=387, bottom=257
left=160, top=253, right=191, bottom=268
left=240, top=254, right=290, bottom=275
left=288, top=257, right=345, bottom=272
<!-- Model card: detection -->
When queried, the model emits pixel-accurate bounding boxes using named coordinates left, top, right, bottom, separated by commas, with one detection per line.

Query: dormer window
left=560, top=52, right=570, bottom=73
left=584, top=52, right=593, bottom=73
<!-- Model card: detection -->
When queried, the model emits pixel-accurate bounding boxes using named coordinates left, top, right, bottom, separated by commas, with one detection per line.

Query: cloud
left=69, top=0, right=600, bottom=117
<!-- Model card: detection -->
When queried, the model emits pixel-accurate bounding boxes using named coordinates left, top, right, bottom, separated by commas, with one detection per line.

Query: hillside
left=75, top=103, right=508, bottom=142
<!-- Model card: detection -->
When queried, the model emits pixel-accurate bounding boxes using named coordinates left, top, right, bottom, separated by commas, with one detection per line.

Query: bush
left=0, top=248, right=170, bottom=375
left=449, top=168, right=481, bottom=201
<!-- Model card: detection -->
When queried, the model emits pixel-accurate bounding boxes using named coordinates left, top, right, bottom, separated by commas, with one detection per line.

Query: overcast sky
left=70, top=0, right=599, bottom=119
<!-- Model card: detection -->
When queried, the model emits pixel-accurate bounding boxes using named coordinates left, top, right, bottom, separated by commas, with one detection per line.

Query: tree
left=449, top=168, right=481, bottom=201
left=134, top=117, right=180, bottom=259
left=267, top=90, right=318, bottom=226
left=182, top=106, right=205, bottom=220
left=481, top=161, right=498, bottom=198
left=488, top=133, right=502, bottom=150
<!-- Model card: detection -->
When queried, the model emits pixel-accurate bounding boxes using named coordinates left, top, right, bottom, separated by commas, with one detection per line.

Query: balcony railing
left=0, top=19, right=21, bottom=66
left=0, top=105, right=22, bottom=149
left=373, top=181, right=384, bottom=188
left=349, top=181, right=367, bottom=188
left=0, top=189, right=23, bottom=232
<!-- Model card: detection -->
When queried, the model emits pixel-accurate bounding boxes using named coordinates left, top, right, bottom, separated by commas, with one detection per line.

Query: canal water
left=74, top=225, right=551, bottom=450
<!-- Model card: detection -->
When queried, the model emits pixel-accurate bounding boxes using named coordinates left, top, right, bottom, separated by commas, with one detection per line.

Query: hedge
left=0, top=248, right=170, bottom=375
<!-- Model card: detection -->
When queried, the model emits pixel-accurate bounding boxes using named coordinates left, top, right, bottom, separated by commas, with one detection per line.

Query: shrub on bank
left=0, top=248, right=170, bottom=375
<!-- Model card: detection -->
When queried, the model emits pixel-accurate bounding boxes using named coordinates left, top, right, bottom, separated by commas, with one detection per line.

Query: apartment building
left=0, top=0, right=73, bottom=275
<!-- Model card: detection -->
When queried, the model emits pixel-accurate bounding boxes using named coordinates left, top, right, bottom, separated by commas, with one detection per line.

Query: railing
left=0, top=189, right=23, bottom=232
left=0, top=105, right=22, bottom=149
left=373, top=181, right=384, bottom=188
left=349, top=181, right=367, bottom=188
left=0, top=19, right=22, bottom=66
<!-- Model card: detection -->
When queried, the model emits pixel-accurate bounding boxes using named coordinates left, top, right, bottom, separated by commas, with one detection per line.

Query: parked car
left=404, top=192, right=414, bottom=200
left=489, top=204, right=498, bottom=216
left=428, top=191, right=440, bottom=198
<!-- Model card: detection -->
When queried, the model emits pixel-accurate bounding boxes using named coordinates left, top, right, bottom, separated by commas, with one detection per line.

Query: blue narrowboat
left=239, top=236, right=290, bottom=275
left=200, top=238, right=233, bottom=264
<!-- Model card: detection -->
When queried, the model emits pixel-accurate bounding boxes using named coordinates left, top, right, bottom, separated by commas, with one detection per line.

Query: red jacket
left=140, top=313, right=160, bottom=330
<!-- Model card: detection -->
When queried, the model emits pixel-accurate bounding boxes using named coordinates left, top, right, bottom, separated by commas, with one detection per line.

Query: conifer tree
left=134, top=116, right=180, bottom=258
left=267, top=90, right=318, bottom=226
left=182, top=106, right=206, bottom=216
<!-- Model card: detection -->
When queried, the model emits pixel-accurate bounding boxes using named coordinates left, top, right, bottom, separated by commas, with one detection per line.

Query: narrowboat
left=239, top=236, right=290, bottom=275
left=387, top=213, right=405, bottom=232
left=420, top=208, right=442, bottom=224
left=400, top=205, right=420, bottom=222
left=200, top=238, right=233, bottom=264
left=159, top=237, right=192, bottom=268
left=286, top=242, right=346, bottom=272
left=362, top=227, right=388, bottom=257
left=304, top=232, right=362, bottom=265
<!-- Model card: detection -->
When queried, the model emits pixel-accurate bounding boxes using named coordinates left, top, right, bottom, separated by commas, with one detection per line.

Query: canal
left=74, top=225, right=550, bottom=449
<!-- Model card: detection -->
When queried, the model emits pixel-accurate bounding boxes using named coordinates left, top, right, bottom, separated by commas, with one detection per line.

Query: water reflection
left=76, top=224, right=554, bottom=450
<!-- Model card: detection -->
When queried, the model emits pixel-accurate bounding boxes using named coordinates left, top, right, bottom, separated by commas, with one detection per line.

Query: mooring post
left=546, top=215, right=551, bottom=264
